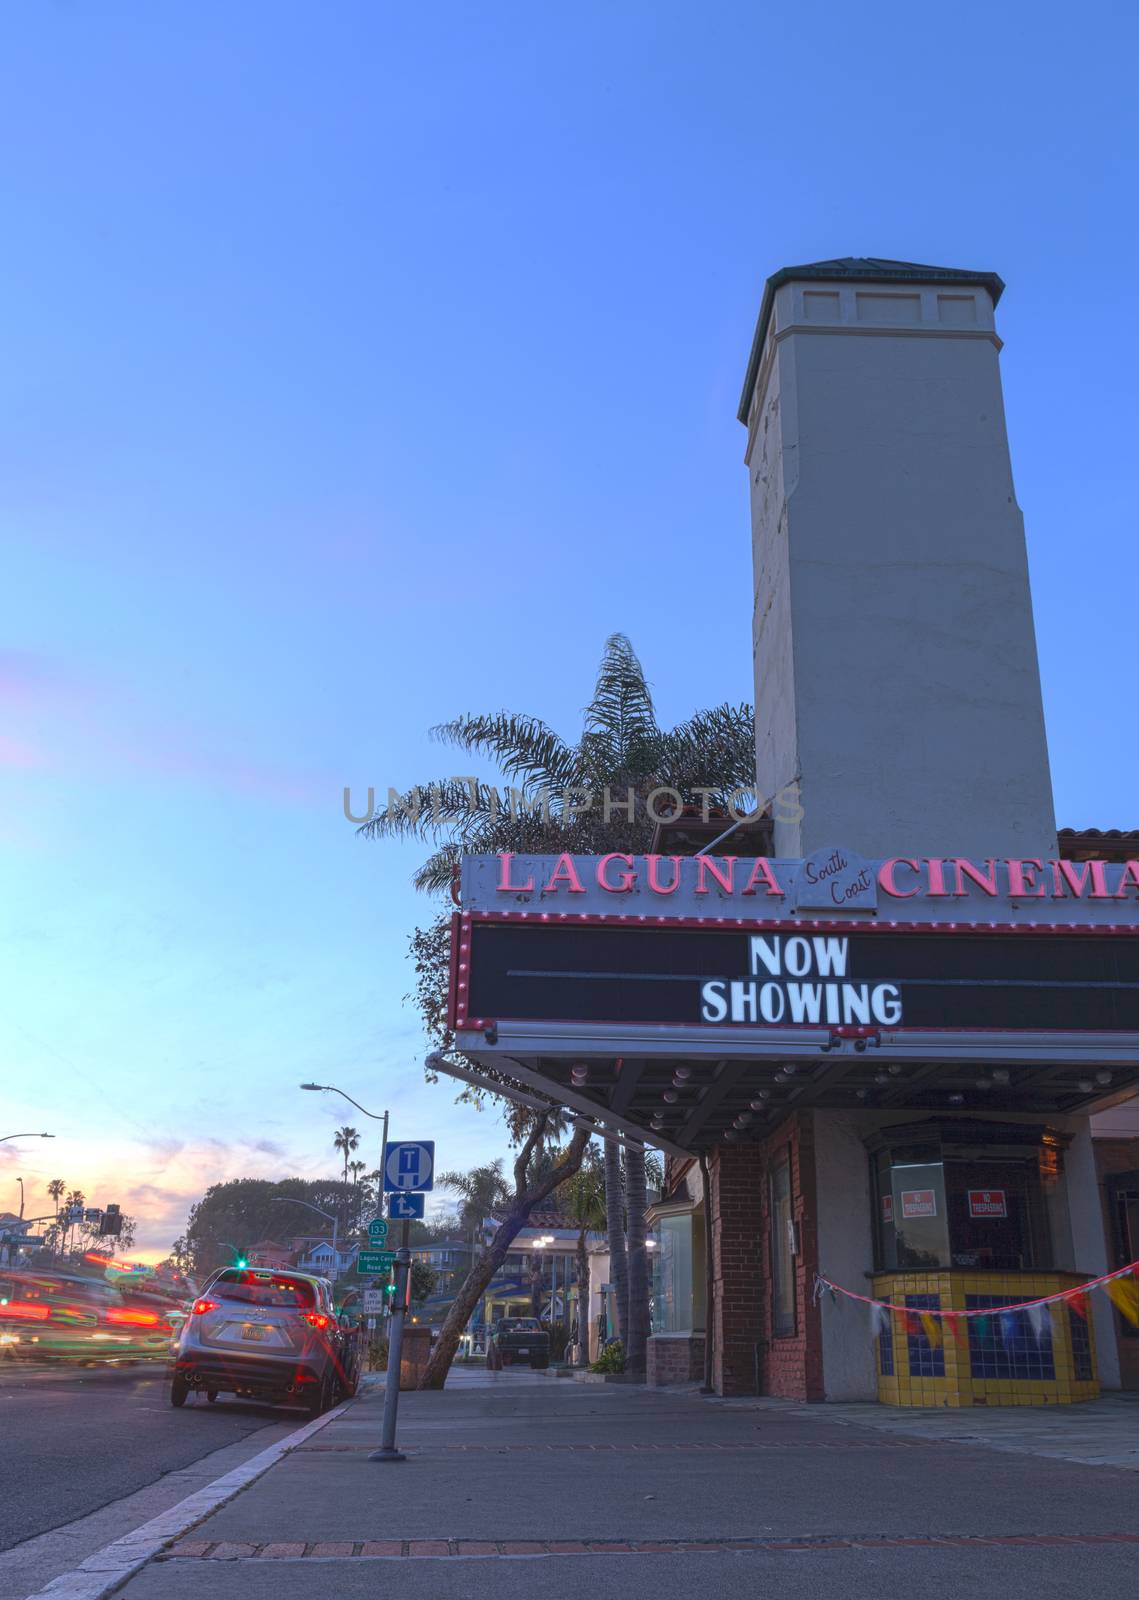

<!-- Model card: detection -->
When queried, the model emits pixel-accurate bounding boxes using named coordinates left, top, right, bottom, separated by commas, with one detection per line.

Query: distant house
left=244, top=1239, right=294, bottom=1270
left=290, top=1234, right=359, bottom=1279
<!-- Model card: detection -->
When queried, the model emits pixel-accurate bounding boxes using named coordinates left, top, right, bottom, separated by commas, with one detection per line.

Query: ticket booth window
left=871, top=1122, right=1055, bottom=1272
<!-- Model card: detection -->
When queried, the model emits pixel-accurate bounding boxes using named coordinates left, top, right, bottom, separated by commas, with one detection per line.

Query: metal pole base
left=367, top=1447, right=407, bottom=1462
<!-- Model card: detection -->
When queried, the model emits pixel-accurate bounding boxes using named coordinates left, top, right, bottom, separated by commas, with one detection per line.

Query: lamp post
left=297, top=1084, right=411, bottom=1463
left=299, top=1084, right=390, bottom=1247
left=0, top=1133, right=54, bottom=1144
left=299, top=1084, right=388, bottom=1189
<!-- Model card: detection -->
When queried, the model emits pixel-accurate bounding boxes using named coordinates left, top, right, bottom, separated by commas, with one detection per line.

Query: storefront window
left=649, top=1209, right=706, bottom=1334
left=870, top=1123, right=1055, bottom=1271
left=770, top=1156, right=796, bottom=1337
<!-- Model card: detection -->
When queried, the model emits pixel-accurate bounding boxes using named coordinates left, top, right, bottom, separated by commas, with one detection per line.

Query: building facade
left=448, top=259, right=1139, bottom=1405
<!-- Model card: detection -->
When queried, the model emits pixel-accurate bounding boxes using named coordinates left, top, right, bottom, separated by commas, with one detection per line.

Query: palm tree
left=46, top=1179, right=65, bottom=1256
left=62, top=1189, right=85, bottom=1257
left=363, top=634, right=756, bottom=1384
left=624, top=1144, right=650, bottom=1377
left=440, top=1159, right=511, bottom=1243
left=602, top=1128, right=628, bottom=1347
left=421, top=1119, right=592, bottom=1388
left=560, top=1150, right=606, bottom=1365
left=333, top=1127, right=360, bottom=1185
left=348, top=1159, right=367, bottom=1185
left=359, top=631, right=756, bottom=890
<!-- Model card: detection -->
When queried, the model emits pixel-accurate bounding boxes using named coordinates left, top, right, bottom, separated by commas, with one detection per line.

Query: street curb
left=18, top=1396, right=356, bottom=1600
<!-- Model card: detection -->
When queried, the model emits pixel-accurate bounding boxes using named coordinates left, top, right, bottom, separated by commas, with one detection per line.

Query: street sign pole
left=370, top=1246, right=411, bottom=1463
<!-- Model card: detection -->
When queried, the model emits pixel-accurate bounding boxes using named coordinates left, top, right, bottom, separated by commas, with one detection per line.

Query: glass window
left=213, top=1271, right=316, bottom=1308
left=770, top=1156, right=796, bottom=1338
left=870, top=1127, right=1054, bottom=1271
left=944, top=1155, right=1050, bottom=1269
left=891, top=1153, right=950, bottom=1269
left=653, top=1214, right=696, bottom=1334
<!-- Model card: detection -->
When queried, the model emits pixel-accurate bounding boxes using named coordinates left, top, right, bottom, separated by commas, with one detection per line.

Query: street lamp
left=299, top=1084, right=389, bottom=1204
left=0, top=1133, right=54, bottom=1143
left=532, top=1234, right=560, bottom=1325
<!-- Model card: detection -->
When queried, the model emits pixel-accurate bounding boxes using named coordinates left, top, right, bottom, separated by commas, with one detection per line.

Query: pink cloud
left=0, top=734, right=48, bottom=770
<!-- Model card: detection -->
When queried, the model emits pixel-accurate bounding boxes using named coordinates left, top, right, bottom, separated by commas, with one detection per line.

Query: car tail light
left=106, top=1308, right=160, bottom=1327
left=302, top=1312, right=331, bottom=1330
left=192, top=1298, right=219, bottom=1315
left=1, top=1301, right=50, bottom=1322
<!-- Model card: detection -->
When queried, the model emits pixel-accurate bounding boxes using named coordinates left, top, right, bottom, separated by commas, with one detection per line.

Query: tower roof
left=737, top=257, right=1006, bottom=423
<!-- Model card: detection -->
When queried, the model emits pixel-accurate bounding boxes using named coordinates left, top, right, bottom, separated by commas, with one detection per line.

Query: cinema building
left=449, top=259, right=1139, bottom=1406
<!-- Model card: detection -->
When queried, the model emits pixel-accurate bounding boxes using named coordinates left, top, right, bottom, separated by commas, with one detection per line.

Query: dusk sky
left=3, top=3, right=1137, bottom=1258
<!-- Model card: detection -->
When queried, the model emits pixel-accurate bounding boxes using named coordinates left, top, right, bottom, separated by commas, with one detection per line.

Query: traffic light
left=235, top=1256, right=249, bottom=1269
left=98, top=1205, right=123, bottom=1237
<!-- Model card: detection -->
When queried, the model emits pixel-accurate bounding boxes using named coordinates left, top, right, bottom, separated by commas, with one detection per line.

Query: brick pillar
left=709, top=1143, right=763, bottom=1396
left=757, top=1111, right=824, bottom=1402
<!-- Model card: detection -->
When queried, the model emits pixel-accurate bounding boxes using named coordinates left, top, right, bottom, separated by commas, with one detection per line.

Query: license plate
left=242, top=1324, right=269, bottom=1342
left=517, top=1347, right=528, bottom=1355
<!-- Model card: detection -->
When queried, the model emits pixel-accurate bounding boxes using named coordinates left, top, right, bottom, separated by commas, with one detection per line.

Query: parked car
left=170, top=1268, right=360, bottom=1412
left=485, top=1316, right=549, bottom=1369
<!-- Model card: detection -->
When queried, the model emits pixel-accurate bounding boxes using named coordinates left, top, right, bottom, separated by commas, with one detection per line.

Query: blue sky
left=2, top=2, right=1137, bottom=1255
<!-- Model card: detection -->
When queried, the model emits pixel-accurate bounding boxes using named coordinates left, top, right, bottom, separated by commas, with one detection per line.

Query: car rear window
left=213, top=1271, right=316, bottom=1308
left=500, top=1318, right=540, bottom=1331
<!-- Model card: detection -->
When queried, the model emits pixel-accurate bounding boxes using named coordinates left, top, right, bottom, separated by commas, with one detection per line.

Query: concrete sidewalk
left=79, top=1367, right=1139, bottom=1599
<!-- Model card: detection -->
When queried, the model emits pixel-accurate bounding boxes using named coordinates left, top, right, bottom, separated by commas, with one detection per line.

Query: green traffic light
left=235, top=1256, right=248, bottom=1268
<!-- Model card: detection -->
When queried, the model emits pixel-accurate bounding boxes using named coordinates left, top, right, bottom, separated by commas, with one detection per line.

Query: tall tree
left=361, top=634, right=756, bottom=1379
left=602, top=1127, right=628, bottom=1344
left=47, top=1179, right=66, bottom=1256
left=624, top=1143, right=650, bottom=1376
left=439, top=1160, right=510, bottom=1241
left=559, top=1148, right=606, bottom=1364
left=62, top=1189, right=85, bottom=1256
left=333, top=1127, right=360, bottom=1184
left=360, top=632, right=755, bottom=894
left=418, top=1118, right=591, bottom=1389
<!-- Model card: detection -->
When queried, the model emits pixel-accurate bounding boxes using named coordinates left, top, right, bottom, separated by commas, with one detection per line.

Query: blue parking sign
left=383, top=1140, right=435, bottom=1192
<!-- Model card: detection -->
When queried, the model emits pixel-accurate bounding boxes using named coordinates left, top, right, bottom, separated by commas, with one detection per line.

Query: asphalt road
left=0, top=1363, right=288, bottom=1553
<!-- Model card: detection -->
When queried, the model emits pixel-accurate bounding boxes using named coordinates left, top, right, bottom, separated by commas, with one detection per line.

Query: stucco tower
left=739, top=258, right=1056, bottom=862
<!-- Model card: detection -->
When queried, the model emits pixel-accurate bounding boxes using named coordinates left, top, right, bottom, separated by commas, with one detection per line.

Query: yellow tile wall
left=871, top=1270, right=1099, bottom=1408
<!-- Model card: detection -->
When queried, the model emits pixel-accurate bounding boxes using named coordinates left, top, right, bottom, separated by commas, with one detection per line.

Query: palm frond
left=431, top=713, right=579, bottom=792
left=356, top=778, right=509, bottom=842
left=580, top=633, right=662, bottom=777
left=659, top=701, right=757, bottom=795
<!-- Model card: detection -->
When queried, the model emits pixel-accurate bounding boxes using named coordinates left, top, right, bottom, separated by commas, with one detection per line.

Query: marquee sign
left=452, top=915, right=1139, bottom=1036
left=489, top=851, right=1139, bottom=909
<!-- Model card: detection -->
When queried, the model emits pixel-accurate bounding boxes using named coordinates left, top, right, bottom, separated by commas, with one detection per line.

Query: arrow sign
left=383, top=1141, right=435, bottom=1193
left=367, top=1217, right=390, bottom=1242
left=358, top=1250, right=395, bottom=1275
left=388, top=1192, right=425, bottom=1220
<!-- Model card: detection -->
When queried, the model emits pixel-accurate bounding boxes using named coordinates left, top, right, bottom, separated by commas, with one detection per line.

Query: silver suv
left=170, top=1268, right=358, bottom=1414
